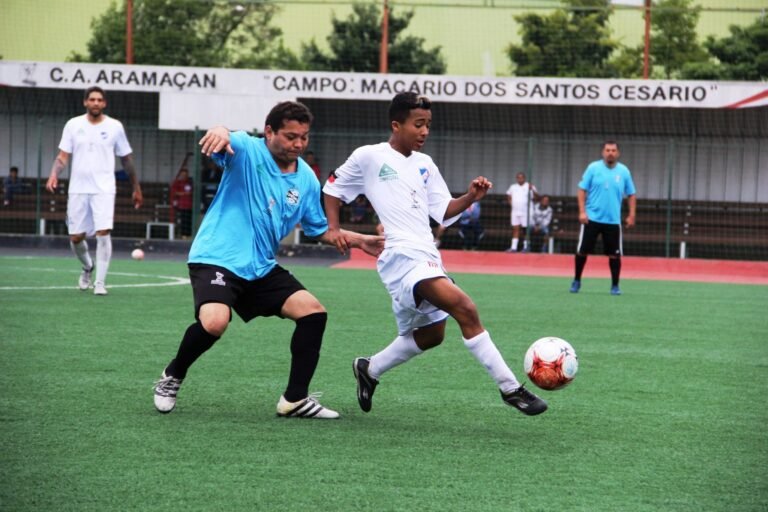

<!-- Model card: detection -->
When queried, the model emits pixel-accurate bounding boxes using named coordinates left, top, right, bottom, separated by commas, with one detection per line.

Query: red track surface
left=334, top=249, right=768, bottom=285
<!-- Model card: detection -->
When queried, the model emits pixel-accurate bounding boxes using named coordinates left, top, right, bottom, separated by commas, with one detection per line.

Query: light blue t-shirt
left=578, top=160, right=636, bottom=225
left=188, top=131, right=327, bottom=280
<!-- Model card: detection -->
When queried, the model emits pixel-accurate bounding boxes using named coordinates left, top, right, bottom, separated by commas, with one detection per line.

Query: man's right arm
left=199, top=126, right=234, bottom=157
left=46, top=150, right=70, bottom=192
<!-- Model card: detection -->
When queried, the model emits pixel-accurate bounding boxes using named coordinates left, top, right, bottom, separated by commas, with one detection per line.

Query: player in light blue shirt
left=188, top=130, right=328, bottom=279
left=153, top=101, right=383, bottom=419
left=571, top=140, right=637, bottom=295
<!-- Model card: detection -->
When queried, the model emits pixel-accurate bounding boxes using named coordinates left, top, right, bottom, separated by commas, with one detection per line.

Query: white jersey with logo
left=505, top=182, right=536, bottom=214
left=59, top=114, right=132, bottom=194
left=324, top=142, right=458, bottom=254
left=324, top=142, right=458, bottom=334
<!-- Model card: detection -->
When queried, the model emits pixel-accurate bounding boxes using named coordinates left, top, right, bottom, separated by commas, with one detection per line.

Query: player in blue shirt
left=570, top=141, right=637, bottom=295
left=153, top=101, right=383, bottom=419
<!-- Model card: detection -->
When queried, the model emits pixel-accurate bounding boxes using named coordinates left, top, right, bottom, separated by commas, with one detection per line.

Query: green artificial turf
left=1, top=255, right=766, bottom=511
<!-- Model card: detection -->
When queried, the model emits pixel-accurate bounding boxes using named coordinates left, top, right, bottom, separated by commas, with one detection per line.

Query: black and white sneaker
left=276, top=393, right=339, bottom=419
left=501, top=384, right=548, bottom=416
left=154, top=371, right=183, bottom=413
left=353, top=357, right=379, bottom=413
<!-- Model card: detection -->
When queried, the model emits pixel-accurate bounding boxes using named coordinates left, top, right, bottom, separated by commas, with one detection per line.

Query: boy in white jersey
left=46, top=87, right=143, bottom=296
left=323, top=92, right=547, bottom=416
left=505, top=172, right=537, bottom=252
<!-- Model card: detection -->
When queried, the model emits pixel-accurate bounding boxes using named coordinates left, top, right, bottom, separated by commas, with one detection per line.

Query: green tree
left=682, top=17, right=768, bottom=80
left=69, top=0, right=297, bottom=69
left=506, top=0, right=618, bottom=78
left=300, top=3, right=446, bottom=74
left=611, top=0, right=708, bottom=79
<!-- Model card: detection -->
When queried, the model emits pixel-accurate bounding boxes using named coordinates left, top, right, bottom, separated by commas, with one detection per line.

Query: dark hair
left=602, top=140, right=620, bottom=150
left=265, top=101, right=313, bottom=133
left=10, top=166, right=19, bottom=173
left=84, top=86, right=106, bottom=101
left=389, top=92, right=432, bottom=124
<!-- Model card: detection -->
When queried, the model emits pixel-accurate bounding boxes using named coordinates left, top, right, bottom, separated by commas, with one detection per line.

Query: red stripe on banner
left=335, top=249, right=768, bottom=285
left=725, top=89, right=768, bottom=109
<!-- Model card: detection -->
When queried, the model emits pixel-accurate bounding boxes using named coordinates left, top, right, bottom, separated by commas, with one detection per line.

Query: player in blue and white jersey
left=324, top=92, right=547, bottom=416
left=153, top=101, right=383, bottom=419
left=570, top=141, right=637, bottom=295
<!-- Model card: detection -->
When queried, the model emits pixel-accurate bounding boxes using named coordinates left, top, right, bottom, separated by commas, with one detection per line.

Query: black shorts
left=576, top=221, right=622, bottom=256
left=188, top=263, right=306, bottom=322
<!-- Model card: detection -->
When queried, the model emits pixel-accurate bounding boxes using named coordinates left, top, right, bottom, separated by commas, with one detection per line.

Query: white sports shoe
left=79, top=266, right=93, bottom=290
left=93, top=281, right=108, bottom=295
left=276, top=392, right=340, bottom=419
left=154, top=371, right=183, bottom=413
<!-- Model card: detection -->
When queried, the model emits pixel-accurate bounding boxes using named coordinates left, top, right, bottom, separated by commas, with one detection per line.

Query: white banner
left=2, top=61, right=767, bottom=113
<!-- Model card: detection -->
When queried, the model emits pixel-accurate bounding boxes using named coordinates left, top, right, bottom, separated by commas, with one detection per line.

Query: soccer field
left=1, top=254, right=766, bottom=511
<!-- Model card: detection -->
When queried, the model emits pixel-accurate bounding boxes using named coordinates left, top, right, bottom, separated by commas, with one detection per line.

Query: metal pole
left=192, top=128, right=202, bottom=236
left=665, top=140, right=674, bottom=258
left=643, top=0, right=651, bottom=79
left=379, top=0, right=389, bottom=74
left=35, top=117, right=43, bottom=235
left=126, top=0, right=134, bottom=64
left=526, top=136, right=534, bottom=250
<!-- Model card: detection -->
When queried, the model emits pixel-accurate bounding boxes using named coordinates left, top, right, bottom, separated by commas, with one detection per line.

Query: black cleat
left=501, top=384, right=548, bottom=416
left=353, top=357, right=379, bottom=413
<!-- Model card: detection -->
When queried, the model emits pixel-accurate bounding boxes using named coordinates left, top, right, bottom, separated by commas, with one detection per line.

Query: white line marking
left=0, top=267, right=189, bottom=290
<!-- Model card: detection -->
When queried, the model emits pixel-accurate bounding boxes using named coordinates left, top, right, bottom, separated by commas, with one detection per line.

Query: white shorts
left=67, top=193, right=115, bottom=236
left=377, top=247, right=451, bottom=336
left=511, top=210, right=530, bottom=227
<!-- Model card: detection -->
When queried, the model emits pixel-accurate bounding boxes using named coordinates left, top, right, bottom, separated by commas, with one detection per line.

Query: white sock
left=95, top=234, right=112, bottom=284
left=523, top=239, right=529, bottom=250
left=511, top=238, right=519, bottom=251
left=368, top=332, right=423, bottom=380
left=70, top=240, right=93, bottom=270
left=463, top=330, right=520, bottom=393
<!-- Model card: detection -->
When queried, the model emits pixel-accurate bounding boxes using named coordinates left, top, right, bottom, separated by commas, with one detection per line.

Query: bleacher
left=3, top=180, right=766, bottom=260
left=0, top=179, right=174, bottom=239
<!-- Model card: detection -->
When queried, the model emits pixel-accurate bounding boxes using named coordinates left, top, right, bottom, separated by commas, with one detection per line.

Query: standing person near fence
left=170, top=153, right=194, bottom=238
left=152, top=101, right=384, bottom=419
left=570, top=140, right=636, bottom=295
left=46, top=86, right=143, bottom=296
left=505, top=172, right=537, bottom=253
left=323, top=92, right=547, bottom=417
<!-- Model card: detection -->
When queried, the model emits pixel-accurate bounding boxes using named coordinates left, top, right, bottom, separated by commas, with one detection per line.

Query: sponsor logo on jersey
left=328, top=171, right=337, bottom=183
left=100, top=131, right=108, bottom=140
left=210, top=272, right=226, bottom=286
left=378, top=163, right=398, bottom=181
left=419, top=167, right=430, bottom=183
left=286, top=188, right=299, bottom=206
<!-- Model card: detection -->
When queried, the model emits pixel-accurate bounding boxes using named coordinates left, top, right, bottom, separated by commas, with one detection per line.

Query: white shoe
left=93, top=282, right=108, bottom=295
left=154, top=371, right=183, bottom=413
left=276, top=392, right=340, bottom=419
left=79, top=266, right=93, bottom=290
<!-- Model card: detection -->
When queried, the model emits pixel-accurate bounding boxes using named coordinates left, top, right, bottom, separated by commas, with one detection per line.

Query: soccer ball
left=524, top=337, right=578, bottom=390
left=131, top=248, right=145, bottom=260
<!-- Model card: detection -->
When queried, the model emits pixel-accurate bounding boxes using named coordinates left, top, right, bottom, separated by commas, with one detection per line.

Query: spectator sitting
left=458, top=200, right=484, bottom=250
left=3, top=166, right=27, bottom=206
left=349, top=195, right=369, bottom=223
left=531, top=195, right=553, bottom=253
